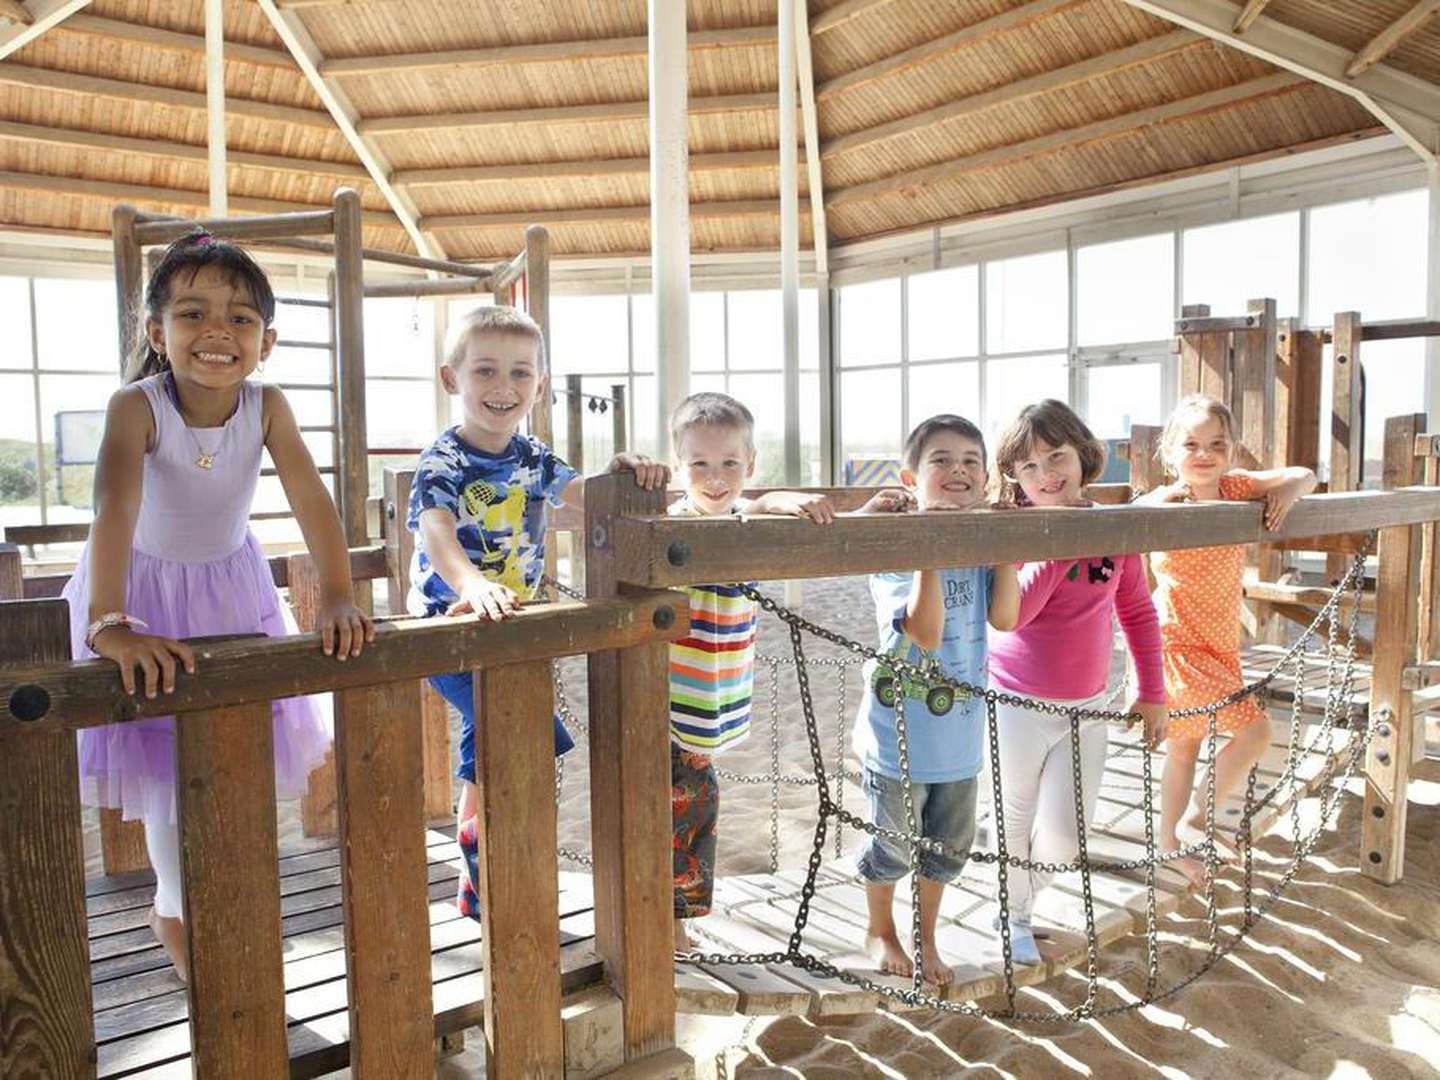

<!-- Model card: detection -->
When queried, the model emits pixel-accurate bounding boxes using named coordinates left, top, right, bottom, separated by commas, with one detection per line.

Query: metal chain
left=769, top=657, right=782, bottom=874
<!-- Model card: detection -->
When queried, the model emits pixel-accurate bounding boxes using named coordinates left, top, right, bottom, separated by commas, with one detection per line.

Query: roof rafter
left=360, top=92, right=788, bottom=136
left=321, top=25, right=775, bottom=77
left=0, top=1, right=33, bottom=24
left=393, top=148, right=804, bottom=187
left=811, top=0, right=902, bottom=36
left=794, top=0, right=828, bottom=276
left=1121, top=0, right=1440, bottom=161
left=1231, top=0, right=1271, bottom=33
left=0, top=0, right=90, bottom=61
left=419, top=200, right=812, bottom=232
left=1346, top=0, right=1440, bottom=79
left=256, top=0, right=441, bottom=259
left=827, top=71, right=1305, bottom=207
left=56, top=13, right=293, bottom=69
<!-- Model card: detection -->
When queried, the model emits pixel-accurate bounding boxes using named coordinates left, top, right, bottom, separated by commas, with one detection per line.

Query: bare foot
left=865, top=931, right=914, bottom=978
left=674, top=919, right=692, bottom=952
left=1183, top=815, right=1241, bottom=863
left=148, top=907, right=190, bottom=983
left=920, top=943, right=953, bottom=987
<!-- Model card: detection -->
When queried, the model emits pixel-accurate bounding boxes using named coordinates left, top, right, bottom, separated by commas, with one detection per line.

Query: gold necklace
left=183, top=424, right=220, bottom=469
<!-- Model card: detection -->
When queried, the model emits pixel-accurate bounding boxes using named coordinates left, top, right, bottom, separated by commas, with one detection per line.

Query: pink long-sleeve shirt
left=989, top=555, right=1165, bottom=704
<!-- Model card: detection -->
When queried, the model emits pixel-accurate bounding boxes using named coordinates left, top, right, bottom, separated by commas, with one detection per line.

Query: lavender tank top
left=131, top=373, right=263, bottom=562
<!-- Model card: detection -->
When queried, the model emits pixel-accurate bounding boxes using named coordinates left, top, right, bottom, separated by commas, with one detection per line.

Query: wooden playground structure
left=3, top=203, right=1440, bottom=1077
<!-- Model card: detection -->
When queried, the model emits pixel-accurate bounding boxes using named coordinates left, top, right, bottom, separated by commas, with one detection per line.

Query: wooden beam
left=1360, top=317, right=1440, bottom=341
left=393, top=148, right=800, bottom=187
left=256, top=0, right=442, bottom=258
left=0, top=118, right=369, bottom=179
left=818, top=0, right=1085, bottom=100
left=827, top=72, right=1304, bottom=208
left=608, top=488, right=1440, bottom=588
left=360, top=92, right=781, bottom=136
left=0, top=0, right=34, bottom=23
left=1231, top=0, right=1270, bottom=33
left=1121, top=0, right=1440, bottom=162
left=0, top=0, right=89, bottom=61
left=1346, top=1, right=1440, bottom=79
left=811, top=0, right=900, bottom=35
left=321, top=25, right=774, bottom=76
left=0, top=592, right=689, bottom=738
left=419, top=199, right=811, bottom=232
left=59, top=13, right=292, bottom=68
left=794, top=0, right=828, bottom=277
left=204, top=0, right=226, bottom=217
left=823, top=30, right=1203, bottom=159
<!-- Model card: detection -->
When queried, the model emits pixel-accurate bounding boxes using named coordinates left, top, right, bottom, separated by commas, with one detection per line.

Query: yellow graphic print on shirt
left=459, top=478, right=531, bottom=594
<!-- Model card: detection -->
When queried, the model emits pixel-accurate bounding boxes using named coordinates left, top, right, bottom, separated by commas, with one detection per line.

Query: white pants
left=993, top=693, right=1109, bottom=921
left=144, top=816, right=184, bottom=919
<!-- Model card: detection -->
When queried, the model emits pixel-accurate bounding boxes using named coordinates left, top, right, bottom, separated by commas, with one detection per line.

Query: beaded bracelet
left=84, top=612, right=150, bottom=650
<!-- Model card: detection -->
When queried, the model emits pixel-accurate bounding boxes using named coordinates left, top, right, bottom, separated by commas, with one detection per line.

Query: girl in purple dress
left=64, top=232, right=372, bottom=980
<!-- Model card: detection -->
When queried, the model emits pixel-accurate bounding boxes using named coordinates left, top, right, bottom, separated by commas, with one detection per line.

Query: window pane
left=1308, top=190, right=1428, bottom=324
left=0, top=373, right=39, bottom=526
left=908, top=266, right=979, bottom=360
left=265, top=344, right=331, bottom=385
left=284, top=386, right=334, bottom=428
left=1183, top=212, right=1299, bottom=319
left=983, top=354, right=1068, bottom=443
left=630, top=375, right=657, bottom=458
left=40, top=373, right=118, bottom=518
left=0, top=277, right=33, bottom=364
left=366, top=379, right=434, bottom=450
left=839, top=278, right=900, bottom=367
left=1077, top=233, right=1174, bottom=346
left=727, top=290, right=781, bottom=371
left=274, top=297, right=330, bottom=345
left=986, top=251, right=1067, bottom=354
left=632, top=292, right=723, bottom=374
left=35, top=279, right=119, bottom=372
left=840, top=367, right=902, bottom=465
left=691, top=372, right=726, bottom=395
left=363, top=297, right=435, bottom=376
left=908, top=362, right=980, bottom=432
left=1086, top=362, right=1162, bottom=438
left=1359, top=338, right=1425, bottom=485
left=728, top=373, right=785, bottom=484
left=551, top=295, right=628, bottom=375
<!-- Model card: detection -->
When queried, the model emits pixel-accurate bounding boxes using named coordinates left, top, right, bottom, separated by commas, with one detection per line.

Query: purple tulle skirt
left=63, top=533, right=333, bottom=825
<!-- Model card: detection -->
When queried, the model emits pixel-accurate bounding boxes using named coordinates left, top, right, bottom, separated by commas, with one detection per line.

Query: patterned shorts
left=672, top=743, right=719, bottom=919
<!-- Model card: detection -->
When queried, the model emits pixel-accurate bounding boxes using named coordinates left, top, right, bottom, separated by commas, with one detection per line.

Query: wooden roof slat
left=0, top=118, right=366, bottom=179
left=360, top=92, right=783, bottom=136
left=827, top=71, right=1306, bottom=207
left=1345, top=1, right=1440, bottom=79
left=1232, top=0, right=1272, bottom=33
left=823, top=28, right=1202, bottom=159
left=0, top=0, right=89, bottom=61
left=320, top=25, right=775, bottom=77
left=395, top=148, right=802, bottom=187
left=58, top=13, right=293, bottom=69
left=811, top=0, right=901, bottom=36
left=0, top=1, right=33, bottom=24
left=817, top=0, right=1085, bottom=101
left=0, top=60, right=333, bottom=128
left=420, top=199, right=812, bottom=231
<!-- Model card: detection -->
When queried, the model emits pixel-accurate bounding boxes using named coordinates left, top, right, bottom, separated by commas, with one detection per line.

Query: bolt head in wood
left=1376, top=749, right=1391, bottom=765
left=652, top=606, right=675, bottom=630
left=666, top=541, right=690, bottom=567
left=8, top=684, right=50, bottom=722
left=591, top=524, right=607, bottom=549
left=1368, top=851, right=1382, bottom=864
left=1371, top=805, right=1385, bottom=818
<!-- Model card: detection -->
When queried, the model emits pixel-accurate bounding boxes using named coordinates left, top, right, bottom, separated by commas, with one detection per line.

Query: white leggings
left=144, top=816, right=184, bottom=919
left=993, top=694, right=1109, bottom=921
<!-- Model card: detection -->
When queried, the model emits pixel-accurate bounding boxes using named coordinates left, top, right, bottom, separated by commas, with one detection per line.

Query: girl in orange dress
left=1140, top=395, right=1315, bottom=884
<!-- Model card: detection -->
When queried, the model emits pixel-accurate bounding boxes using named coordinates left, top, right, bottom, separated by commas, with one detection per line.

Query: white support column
left=204, top=0, right=227, bottom=217
left=1427, top=161, right=1440, bottom=425
left=779, top=0, right=801, bottom=484
left=648, top=0, right=689, bottom=455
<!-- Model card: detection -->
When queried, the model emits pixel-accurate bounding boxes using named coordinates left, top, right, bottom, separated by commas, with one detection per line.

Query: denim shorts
left=428, top=670, right=574, bottom=784
left=856, top=769, right=977, bottom=884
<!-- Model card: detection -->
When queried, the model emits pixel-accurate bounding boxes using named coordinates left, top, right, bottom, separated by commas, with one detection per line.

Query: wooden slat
left=0, top=540, right=19, bottom=597
left=473, top=660, right=564, bottom=1076
left=1422, top=453, right=1439, bottom=660
left=289, top=553, right=339, bottom=839
left=61, top=13, right=292, bottom=67
left=1, top=592, right=688, bottom=739
left=1329, top=312, right=1365, bottom=585
left=0, top=598, right=94, bottom=1078
left=176, top=702, right=287, bottom=1076
left=333, top=188, right=371, bottom=551
left=360, top=92, right=779, bottom=135
left=394, top=149, right=797, bottom=187
left=1242, top=578, right=1376, bottom=613
left=1361, top=414, right=1426, bottom=882
left=1285, top=325, right=1324, bottom=473
left=1232, top=0, right=1272, bottom=33
left=1358, top=317, right=1440, bottom=341
left=1345, top=1, right=1440, bottom=78
left=334, top=680, right=434, bottom=1074
left=0, top=0, right=34, bottom=24
left=132, top=207, right=345, bottom=245
left=584, top=473, right=676, bottom=1060
left=609, top=490, right=1440, bottom=588
left=1124, top=424, right=1163, bottom=494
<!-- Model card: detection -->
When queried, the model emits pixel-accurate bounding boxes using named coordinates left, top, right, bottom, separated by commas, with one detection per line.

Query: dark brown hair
left=903, top=414, right=986, bottom=472
left=993, top=399, right=1106, bottom=506
left=125, top=230, right=276, bottom=383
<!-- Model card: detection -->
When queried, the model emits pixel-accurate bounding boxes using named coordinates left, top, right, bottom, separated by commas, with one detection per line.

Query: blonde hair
left=993, top=399, right=1106, bottom=506
left=444, top=304, right=546, bottom=370
left=669, top=392, right=755, bottom=457
left=1160, top=394, right=1236, bottom=463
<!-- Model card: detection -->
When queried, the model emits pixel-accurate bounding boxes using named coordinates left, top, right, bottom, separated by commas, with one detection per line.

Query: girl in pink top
left=988, top=400, right=1167, bottom=965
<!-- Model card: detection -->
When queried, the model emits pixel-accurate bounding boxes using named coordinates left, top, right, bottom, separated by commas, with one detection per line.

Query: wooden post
left=111, top=203, right=144, bottom=377
left=0, top=598, right=95, bottom=1078
left=1329, top=312, right=1365, bottom=584
left=1421, top=444, right=1439, bottom=661
left=612, top=383, right=627, bottom=455
left=474, top=660, right=565, bottom=1076
left=176, top=702, right=288, bottom=1076
left=333, top=188, right=370, bottom=558
left=1285, top=323, right=1324, bottom=473
left=383, top=467, right=453, bottom=822
left=334, top=680, right=435, bottom=1074
left=524, top=226, right=559, bottom=591
left=1234, top=298, right=1280, bottom=642
left=0, top=541, right=20, bottom=598
left=583, top=473, right=679, bottom=1062
left=566, top=373, right=586, bottom=475
left=1125, top=424, right=1163, bottom=494
left=291, top=553, right=338, bottom=838
left=1361, top=413, right=1426, bottom=883
left=1177, top=303, right=1229, bottom=401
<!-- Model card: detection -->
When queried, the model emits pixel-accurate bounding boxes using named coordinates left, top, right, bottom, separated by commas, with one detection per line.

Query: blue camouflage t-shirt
left=406, top=428, right=578, bottom=617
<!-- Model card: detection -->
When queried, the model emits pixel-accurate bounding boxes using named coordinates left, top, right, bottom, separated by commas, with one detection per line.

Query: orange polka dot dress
left=1151, top=473, right=1267, bottom=742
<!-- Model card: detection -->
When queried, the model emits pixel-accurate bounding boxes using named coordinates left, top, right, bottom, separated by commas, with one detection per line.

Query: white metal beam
left=204, top=0, right=226, bottom=217
left=780, top=0, right=800, bottom=484
left=1122, top=0, right=1440, bottom=161
left=256, top=0, right=442, bottom=259
left=649, top=0, right=689, bottom=448
left=0, top=0, right=90, bottom=60
left=794, top=0, right=828, bottom=277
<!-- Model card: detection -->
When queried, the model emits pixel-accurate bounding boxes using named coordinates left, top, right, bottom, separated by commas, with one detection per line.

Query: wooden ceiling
left=0, top=0, right=1432, bottom=262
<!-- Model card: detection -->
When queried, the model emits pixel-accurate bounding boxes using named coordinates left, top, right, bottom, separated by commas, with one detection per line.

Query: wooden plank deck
left=85, top=828, right=604, bottom=1078
left=672, top=715, right=1354, bottom=1017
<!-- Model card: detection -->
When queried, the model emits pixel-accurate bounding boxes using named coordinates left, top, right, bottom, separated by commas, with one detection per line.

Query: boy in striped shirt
left=669, top=392, right=835, bottom=949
